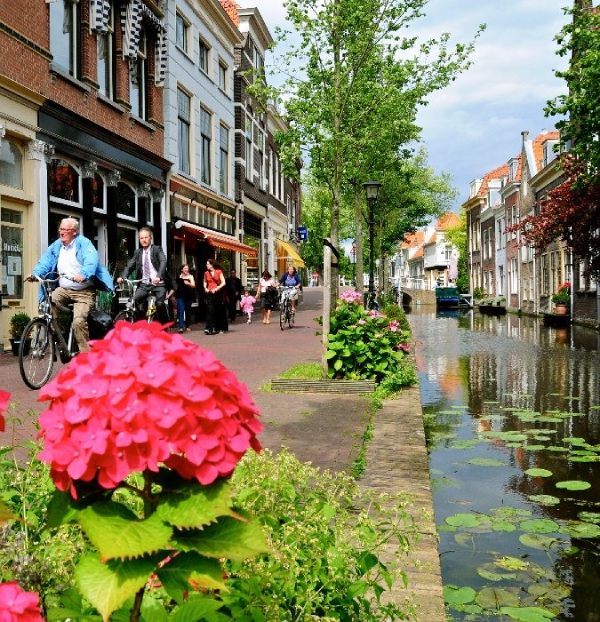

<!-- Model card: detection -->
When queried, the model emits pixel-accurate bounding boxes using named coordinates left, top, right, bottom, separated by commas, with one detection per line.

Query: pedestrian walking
left=239, top=289, right=256, bottom=324
left=256, top=270, right=278, bottom=324
left=225, top=269, right=243, bottom=322
left=175, top=264, right=196, bottom=333
left=203, top=259, right=228, bottom=335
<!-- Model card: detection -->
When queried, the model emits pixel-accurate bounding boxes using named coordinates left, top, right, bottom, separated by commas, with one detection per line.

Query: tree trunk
left=354, top=189, right=364, bottom=292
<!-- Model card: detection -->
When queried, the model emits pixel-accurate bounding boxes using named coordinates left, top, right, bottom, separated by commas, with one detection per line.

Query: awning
left=174, top=220, right=258, bottom=257
left=276, top=239, right=305, bottom=268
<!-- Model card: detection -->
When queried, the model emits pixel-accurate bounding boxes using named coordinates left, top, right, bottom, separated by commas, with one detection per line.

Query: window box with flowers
left=551, top=282, right=570, bottom=314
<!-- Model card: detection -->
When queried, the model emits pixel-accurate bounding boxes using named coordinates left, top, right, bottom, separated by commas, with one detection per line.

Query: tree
left=271, top=0, right=482, bottom=303
left=510, top=1, right=600, bottom=278
left=444, top=210, right=468, bottom=293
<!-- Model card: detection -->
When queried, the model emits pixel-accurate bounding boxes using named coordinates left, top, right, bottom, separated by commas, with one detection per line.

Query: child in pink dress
left=239, top=290, right=256, bottom=324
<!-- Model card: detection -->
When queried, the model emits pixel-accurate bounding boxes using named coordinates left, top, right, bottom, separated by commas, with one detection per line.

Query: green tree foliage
left=272, top=0, right=483, bottom=287
left=444, top=210, right=468, bottom=293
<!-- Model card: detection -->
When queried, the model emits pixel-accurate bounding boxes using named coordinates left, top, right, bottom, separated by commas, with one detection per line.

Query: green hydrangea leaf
left=45, top=489, right=80, bottom=528
left=174, top=515, right=267, bottom=562
left=75, top=553, right=157, bottom=622
left=156, top=480, right=236, bottom=529
left=157, top=552, right=227, bottom=603
left=169, top=595, right=226, bottom=622
left=79, top=501, right=172, bottom=561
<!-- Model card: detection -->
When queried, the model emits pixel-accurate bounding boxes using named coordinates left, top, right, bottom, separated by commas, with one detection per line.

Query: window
left=48, top=159, right=80, bottom=204
left=116, top=182, right=137, bottom=220
left=245, top=115, right=253, bottom=180
left=200, top=107, right=212, bottom=185
left=49, top=0, right=80, bottom=76
left=256, top=129, right=264, bottom=188
left=1, top=208, right=24, bottom=299
left=253, top=45, right=263, bottom=73
left=0, top=137, right=23, bottom=189
left=97, top=3, right=115, bottom=99
left=219, top=125, right=229, bottom=194
left=177, top=88, right=191, bottom=174
left=176, top=13, right=188, bottom=53
left=129, top=31, right=147, bottom=119
left=218, top=61, right=227, bottom=91
left=83, top=174, right=105, bottom=213
left=199, top=39, right=210, bottom=73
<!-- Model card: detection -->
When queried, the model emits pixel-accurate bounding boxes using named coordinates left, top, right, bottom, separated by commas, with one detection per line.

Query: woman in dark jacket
left=175, top=264, right=196, bottom=332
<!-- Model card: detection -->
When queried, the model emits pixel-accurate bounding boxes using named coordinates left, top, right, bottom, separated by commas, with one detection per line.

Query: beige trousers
left=51, top=287, right=96, bottom=353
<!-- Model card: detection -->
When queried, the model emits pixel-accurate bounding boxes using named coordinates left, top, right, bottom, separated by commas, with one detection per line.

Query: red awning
left=173, top=220, right=258, bottom=257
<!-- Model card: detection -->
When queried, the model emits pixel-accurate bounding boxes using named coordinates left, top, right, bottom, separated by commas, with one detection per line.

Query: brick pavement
left=0, top=287, right=444, bottom=620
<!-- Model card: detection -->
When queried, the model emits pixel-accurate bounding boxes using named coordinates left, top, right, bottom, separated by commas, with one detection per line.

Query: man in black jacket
left=225, top=269, right=243, bottom=322
left=117, top=227, right=168, bottom=318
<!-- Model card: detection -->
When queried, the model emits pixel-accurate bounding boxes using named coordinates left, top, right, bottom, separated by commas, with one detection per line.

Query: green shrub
left=326, top=300, right=413, bottom=382
left=226, top=448, right=417, bottom=621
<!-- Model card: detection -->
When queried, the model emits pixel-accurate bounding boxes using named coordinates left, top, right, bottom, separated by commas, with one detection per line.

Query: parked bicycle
left=114, top=278, right=170, bottom=325
left=279, top=286, right=296, bottom=330
left=19, top=274, right=79, bottom=389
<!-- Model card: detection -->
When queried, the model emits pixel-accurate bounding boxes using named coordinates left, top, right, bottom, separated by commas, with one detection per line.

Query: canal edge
left=360, top=385, right=445, bottom=621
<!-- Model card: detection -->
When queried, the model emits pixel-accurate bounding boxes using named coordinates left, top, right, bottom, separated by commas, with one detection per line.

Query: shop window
left=48, top=159, right=80, bottom=204
left=83, top=174, right=105, bottom=213
left=0, top=137, right=23, bottom=189
left=116, top=182, right=137, bottom=220
left=115, top=225, right=138, bottom=276
left=1, top=208, right=24, bottom=299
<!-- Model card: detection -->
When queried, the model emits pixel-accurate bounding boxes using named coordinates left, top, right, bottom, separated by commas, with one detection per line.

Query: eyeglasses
left=59, top=228, right=75, bottom=232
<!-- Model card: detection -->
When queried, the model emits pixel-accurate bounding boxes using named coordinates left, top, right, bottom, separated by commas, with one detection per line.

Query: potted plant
left=551, top=282, right=570, bottom=314
left=9, top=312, right=31, bottom=356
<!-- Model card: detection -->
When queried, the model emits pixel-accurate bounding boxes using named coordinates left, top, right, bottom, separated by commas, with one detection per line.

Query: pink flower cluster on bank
left=0, top=582, right=43, bottom=622
left=339, top=290, right=363, bottom=304
left=37, top=321, right=262, bottom=498
left=0, top=390, right=9, bottom=432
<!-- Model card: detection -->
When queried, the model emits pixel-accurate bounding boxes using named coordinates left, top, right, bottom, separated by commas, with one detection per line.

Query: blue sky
left=246, top=0, right=569, bottom=209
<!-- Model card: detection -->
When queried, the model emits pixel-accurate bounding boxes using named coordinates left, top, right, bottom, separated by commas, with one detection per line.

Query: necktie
left=143, top=250, right=151, bottom=279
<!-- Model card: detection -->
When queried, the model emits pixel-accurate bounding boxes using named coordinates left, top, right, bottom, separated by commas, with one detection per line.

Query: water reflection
left=410, top=308, right=600, bottom=621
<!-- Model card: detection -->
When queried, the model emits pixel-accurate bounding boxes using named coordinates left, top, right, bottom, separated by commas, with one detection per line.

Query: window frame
left=200, top=106, right=212, bottom=186
left=175, top=12, right=189, bottom=54
left=177, top=87, right=192, bottom=175
left=49, top=0, right=80, bottom=77
left=219, top=124, right=229, bottom=194
left=96, top=3, right=115, bottom=100
left=198, top=37, right=211, bottom=74
left=129, top=30, right=148, bottom=120
left=0, top=136, right=24, bottom=189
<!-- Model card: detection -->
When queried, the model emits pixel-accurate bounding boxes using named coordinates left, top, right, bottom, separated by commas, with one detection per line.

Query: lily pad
left=525, top=468, right=553, bottom=478
left=500, top=606, right=555, bottom=621
left=467, top=457, right=505, bottom=467
left=520, top=519, right=559, bottom=534
left=496, top=556, right=529, bottom=571
left=519, top=533, right=557, bottom=551
left=444, top=585, right=476, bottom=606
left=555, top=480, right=591, bottom=491
left=446, top=513, right=483, bottom=528
left=528, top=495, right=560, bottom=506
left=475, top=586, right=519, bottom=609
left=563, top=522, right=600, bottom=539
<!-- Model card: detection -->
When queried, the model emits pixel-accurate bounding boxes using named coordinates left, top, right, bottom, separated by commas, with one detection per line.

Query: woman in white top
left=256, top=269, right=277, bottom=324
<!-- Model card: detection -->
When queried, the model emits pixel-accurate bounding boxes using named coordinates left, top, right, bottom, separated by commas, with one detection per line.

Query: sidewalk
left=0, top=287, right=444, bottom=619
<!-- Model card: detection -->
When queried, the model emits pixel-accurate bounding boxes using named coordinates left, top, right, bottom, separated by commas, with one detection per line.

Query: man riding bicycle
left=278, top=264, right=302, bottom=313
left=117, top=227, right=168, bottom=320
left=29, top=217, right=113, bottom=352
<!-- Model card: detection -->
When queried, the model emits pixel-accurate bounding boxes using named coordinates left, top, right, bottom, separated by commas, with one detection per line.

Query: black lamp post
left=363, top=180, right=382, bottom=309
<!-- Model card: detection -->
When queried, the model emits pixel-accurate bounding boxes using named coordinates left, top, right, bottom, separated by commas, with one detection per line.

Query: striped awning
left=174, top=221, right=258, bottom=257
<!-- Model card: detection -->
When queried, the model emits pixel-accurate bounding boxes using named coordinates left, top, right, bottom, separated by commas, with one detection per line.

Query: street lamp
left=363, top=180, right=382, bottom=309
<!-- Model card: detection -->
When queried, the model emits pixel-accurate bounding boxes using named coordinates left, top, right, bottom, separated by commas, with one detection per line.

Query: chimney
left=521, top=130, right=529, bottom=145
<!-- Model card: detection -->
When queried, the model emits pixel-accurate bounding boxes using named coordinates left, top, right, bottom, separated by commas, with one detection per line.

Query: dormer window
left=543, top=140, right=559, bottom=167
left=508, top=158, right=518, bottom=182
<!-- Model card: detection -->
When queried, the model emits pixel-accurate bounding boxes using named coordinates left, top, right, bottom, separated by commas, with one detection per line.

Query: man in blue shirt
left=30, top=217, right=113, bottom=352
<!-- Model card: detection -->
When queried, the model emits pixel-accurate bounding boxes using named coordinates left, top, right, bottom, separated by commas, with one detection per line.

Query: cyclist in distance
left=29, top=217, right=113, bottom=352
left=278, top=264, right=302, bottom=313
left=117, top=227, right=168, bottom=319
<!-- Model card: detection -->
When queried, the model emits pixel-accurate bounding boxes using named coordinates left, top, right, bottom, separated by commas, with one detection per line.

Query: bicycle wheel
left=114, top=310, right=134, bottom=324
left=279, top=300, right=287, bottom=330
left=19, top=318, right=55, bottom=389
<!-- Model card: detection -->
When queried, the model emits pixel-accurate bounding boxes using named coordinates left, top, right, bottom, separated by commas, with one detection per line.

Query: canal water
left=409, top=308, right=600, bottom=621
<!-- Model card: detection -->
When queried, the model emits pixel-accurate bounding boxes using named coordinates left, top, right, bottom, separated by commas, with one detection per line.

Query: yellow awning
left=276, top=239, right=305, bottom=268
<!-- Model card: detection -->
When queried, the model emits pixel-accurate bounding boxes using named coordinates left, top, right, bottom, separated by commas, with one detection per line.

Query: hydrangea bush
left=36, top=321, right=266, bottom=621
left=327, top=294, right=413, bottom=382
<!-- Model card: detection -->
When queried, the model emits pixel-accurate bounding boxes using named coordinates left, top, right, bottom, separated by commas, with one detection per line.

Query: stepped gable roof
left=218, top=0, right=240, bottom=25
left=476, top=163, right=510, bottom=198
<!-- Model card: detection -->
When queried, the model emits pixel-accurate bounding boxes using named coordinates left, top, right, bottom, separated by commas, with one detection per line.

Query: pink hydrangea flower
left=397, top=342, right=410, bottom=353
left=339, top=290, right=363, bottom=304
left=38, top=321, right=262, bottom=498
left=0, top=582, right=44, bottom=622
left=388, top=320, right=399, bottom=332
left=0, top=390, right=10, bottom=432
left=368, top=309, right=385, bottom=319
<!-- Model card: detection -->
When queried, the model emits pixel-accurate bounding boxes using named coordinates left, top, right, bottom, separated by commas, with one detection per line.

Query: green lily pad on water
left=451, top=439, right=480, bottom=449
left=562, top=437, right=587, bottom=446
left=519, top=533, right=557, bottom=550
left=444, top=585, right=476, bottom=606
left=525, top=468, right=553, bottom=478
left=500, top=606, right=555, bottom=621
left=520, top=519, right=559, bottom=534
left=563, top=522, right=600, bottom=539
left=578, top=511, right=600, bottom=523
left=524, top=444, right=547, bottom=451
left=568, top=455, right=600, bottom=463
left=528, top=494, right=560, bottom=506
left=555, top=480, right=591, bottom=491
left=467, top=457, right=505, bottom=467
left=546, top=445, right=569, bottom=452
left=446, top=513, right=483, bottom=528
left=496, top=556, right=529, bottom=571
left=475, top=586, right=519, bottom=609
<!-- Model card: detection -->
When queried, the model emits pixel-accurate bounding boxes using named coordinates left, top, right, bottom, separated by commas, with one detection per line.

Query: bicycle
left=19, top=274, right=79, bottom=389
left=114, top=278, right=169, bottom=325
left=279, top=286, right=296, bottom=330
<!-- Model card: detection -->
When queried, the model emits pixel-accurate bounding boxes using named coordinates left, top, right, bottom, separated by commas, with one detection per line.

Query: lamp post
left=363, top=180, right=382, bottom=309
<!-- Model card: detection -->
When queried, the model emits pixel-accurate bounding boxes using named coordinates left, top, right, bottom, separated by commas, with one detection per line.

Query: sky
left=244, top=0, right=569, bottom=210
